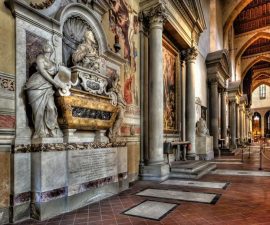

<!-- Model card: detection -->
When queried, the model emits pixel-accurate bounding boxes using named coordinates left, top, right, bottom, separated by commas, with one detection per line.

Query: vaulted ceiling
left=242, top=38, right=270, bottom=57
left=233, top=0, right=270, bottom=35
left=235, top=0, right=270, bottom=100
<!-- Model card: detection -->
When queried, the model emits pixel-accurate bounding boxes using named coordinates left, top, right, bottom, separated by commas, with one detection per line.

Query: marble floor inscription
left=211, top=169, right=270, bottom=176
left=123, top=200, right=177, bottom=221
left=161, top=179, right=229, bottom=189
left=136, top=188, right=220, bottom=204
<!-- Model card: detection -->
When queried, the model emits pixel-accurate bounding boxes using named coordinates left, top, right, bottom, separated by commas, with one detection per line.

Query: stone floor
left=9, top=145, right=270, bottom=225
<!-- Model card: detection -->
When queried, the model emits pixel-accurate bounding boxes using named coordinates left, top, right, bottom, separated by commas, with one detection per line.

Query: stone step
left=169, top=162, right=217, bottom=179
left=170, top=161, right=210, bottom=173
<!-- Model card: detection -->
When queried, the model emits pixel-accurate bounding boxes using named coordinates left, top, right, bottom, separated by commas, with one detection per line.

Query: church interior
left=1, top=0, right=270, bottom=224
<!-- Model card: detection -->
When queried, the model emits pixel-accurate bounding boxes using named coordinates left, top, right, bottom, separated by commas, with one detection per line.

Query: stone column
left=181, top=59, right=186, bottom=141
left=229, top=99, right=237, bottom=149
left=184, top=47, right=198, bottom=159
left=246, top=111, right=250, bottom=140
left=139, top=12, right=145, bottom=170
left=221, top=90, right=227, bottom=146
left=236, top=104, right=240, bottom=144
left=239, top=105, right=243, bottom=142
left=140, top=4, right=169, bottom=180
left=147, top=5, right=166, bottom=165
left=210, top=80, right=219, bottom=156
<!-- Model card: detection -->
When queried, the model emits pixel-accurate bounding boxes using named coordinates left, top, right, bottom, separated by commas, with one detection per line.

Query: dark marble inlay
left=72, top=107, right=112, bottom=120
left=32, top=187, right=66, bottom=203
left=11, top=192, right=31, bottom=206
left=13, top=142, right=126, bottom=153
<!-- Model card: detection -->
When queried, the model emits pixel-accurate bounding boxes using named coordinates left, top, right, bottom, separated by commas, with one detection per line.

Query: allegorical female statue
left=25, top=43, right=66, bottom=139
left=107, top=75, right=126, bottom=142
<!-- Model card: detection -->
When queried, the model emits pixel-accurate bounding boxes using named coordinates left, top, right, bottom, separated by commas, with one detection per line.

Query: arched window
left=259, top=84, right=266, bottom=99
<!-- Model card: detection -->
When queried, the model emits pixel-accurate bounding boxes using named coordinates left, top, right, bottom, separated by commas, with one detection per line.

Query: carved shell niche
left=62, top=16, right=98, bottom=67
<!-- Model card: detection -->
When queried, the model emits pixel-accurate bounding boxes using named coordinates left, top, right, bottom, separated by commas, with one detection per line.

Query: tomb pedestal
left=195, top=136, right=214, bottom=160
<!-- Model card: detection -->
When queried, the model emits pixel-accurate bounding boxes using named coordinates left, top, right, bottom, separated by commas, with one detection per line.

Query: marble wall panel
left=13, top=153, right=31, bottom=195
left=32, top=151, right=67, bottom=192
left=127, top=142, right=139, bottom=181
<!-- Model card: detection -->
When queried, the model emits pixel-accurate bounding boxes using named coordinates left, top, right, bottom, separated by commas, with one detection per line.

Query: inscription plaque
left=68, top=148, right=118, bottom=185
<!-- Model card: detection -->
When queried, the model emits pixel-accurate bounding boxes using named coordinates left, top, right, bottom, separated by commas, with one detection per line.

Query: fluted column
left=229, top=99, right=237, bottom=148
left=221, top=90, right=227, bottom=146
left=210, top=80, right=219, bottom=155
left=147, top=4, right=167, bottom=165
left=184, top=47, right=198, bottom=158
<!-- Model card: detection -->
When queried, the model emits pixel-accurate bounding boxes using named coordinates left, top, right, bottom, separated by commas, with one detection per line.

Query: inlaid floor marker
left=161, top=179, right=229, bottom=189
left=211, top=169, right=270, bottom=176
left=210, top=161, right=243, bottom=165
left=136, top=189, right=220, bottom=204
left=122, top=200, right=177, bottom=221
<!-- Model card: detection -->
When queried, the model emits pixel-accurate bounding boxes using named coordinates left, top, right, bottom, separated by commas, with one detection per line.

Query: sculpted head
left=84, top=30, right=96, bottom=44
left=42, top=42, right=54, bottom=56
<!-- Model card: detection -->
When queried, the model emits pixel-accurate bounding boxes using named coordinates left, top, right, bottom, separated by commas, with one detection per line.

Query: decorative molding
left=13, top=142, right=126, bottom=153
left=30, top=0, right=55, bottom=10
left=206, top=49, right=231, bottom=88
left=0, top=72, right=15, bottom=92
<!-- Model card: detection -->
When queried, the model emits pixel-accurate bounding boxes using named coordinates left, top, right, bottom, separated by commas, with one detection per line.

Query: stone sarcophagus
left=56, top=66, right=119, bottom=131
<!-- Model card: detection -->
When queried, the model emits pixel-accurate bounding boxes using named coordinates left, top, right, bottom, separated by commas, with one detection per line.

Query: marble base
left=29, top=147, right=128, bottom=221
left=10, top=203, right=30, bottom=223
left=195, top=136, right=214, bottom=160
left=123, top=200, right=177, bottom=221
left=0, top=207, right=9, bottom=225
left=139, top=163, right=170, bottom=181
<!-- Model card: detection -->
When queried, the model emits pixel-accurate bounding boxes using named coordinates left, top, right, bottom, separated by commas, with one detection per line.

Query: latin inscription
left=68, top=148, right=117, bottom=185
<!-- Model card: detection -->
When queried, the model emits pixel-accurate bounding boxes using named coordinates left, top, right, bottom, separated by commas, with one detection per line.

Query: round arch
left=235, top=32, right=270, bottom=64
left=55, top=3, right=109, bottom=55
left=242, top=56, right=270, bottom=79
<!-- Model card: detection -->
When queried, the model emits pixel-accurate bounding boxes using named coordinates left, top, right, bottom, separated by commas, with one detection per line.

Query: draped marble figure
left=25, top=43, right=66, bottom=139
left=196, top=118, right=210, bottom=137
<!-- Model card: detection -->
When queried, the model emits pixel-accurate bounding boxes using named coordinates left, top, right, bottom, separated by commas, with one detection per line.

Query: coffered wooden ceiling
left=242, top=38, right=270, bottom=57
left=234, top=0, right=270, bottom=35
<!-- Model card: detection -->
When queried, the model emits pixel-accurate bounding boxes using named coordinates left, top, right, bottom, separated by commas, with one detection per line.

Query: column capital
left=146, top=3, right=167, bottom=30
left=182, top=47, right=198, bottom=62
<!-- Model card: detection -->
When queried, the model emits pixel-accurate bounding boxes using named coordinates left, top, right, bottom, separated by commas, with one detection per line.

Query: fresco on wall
left=107, top=0, right=139, bottom=107
left=163, top=41, right=177, bottom=132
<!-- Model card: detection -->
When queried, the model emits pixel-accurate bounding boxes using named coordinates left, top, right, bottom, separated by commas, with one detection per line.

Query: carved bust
left=196, top=118, right=209, bottom=137
left=72, top=30, right=100, bottom=71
